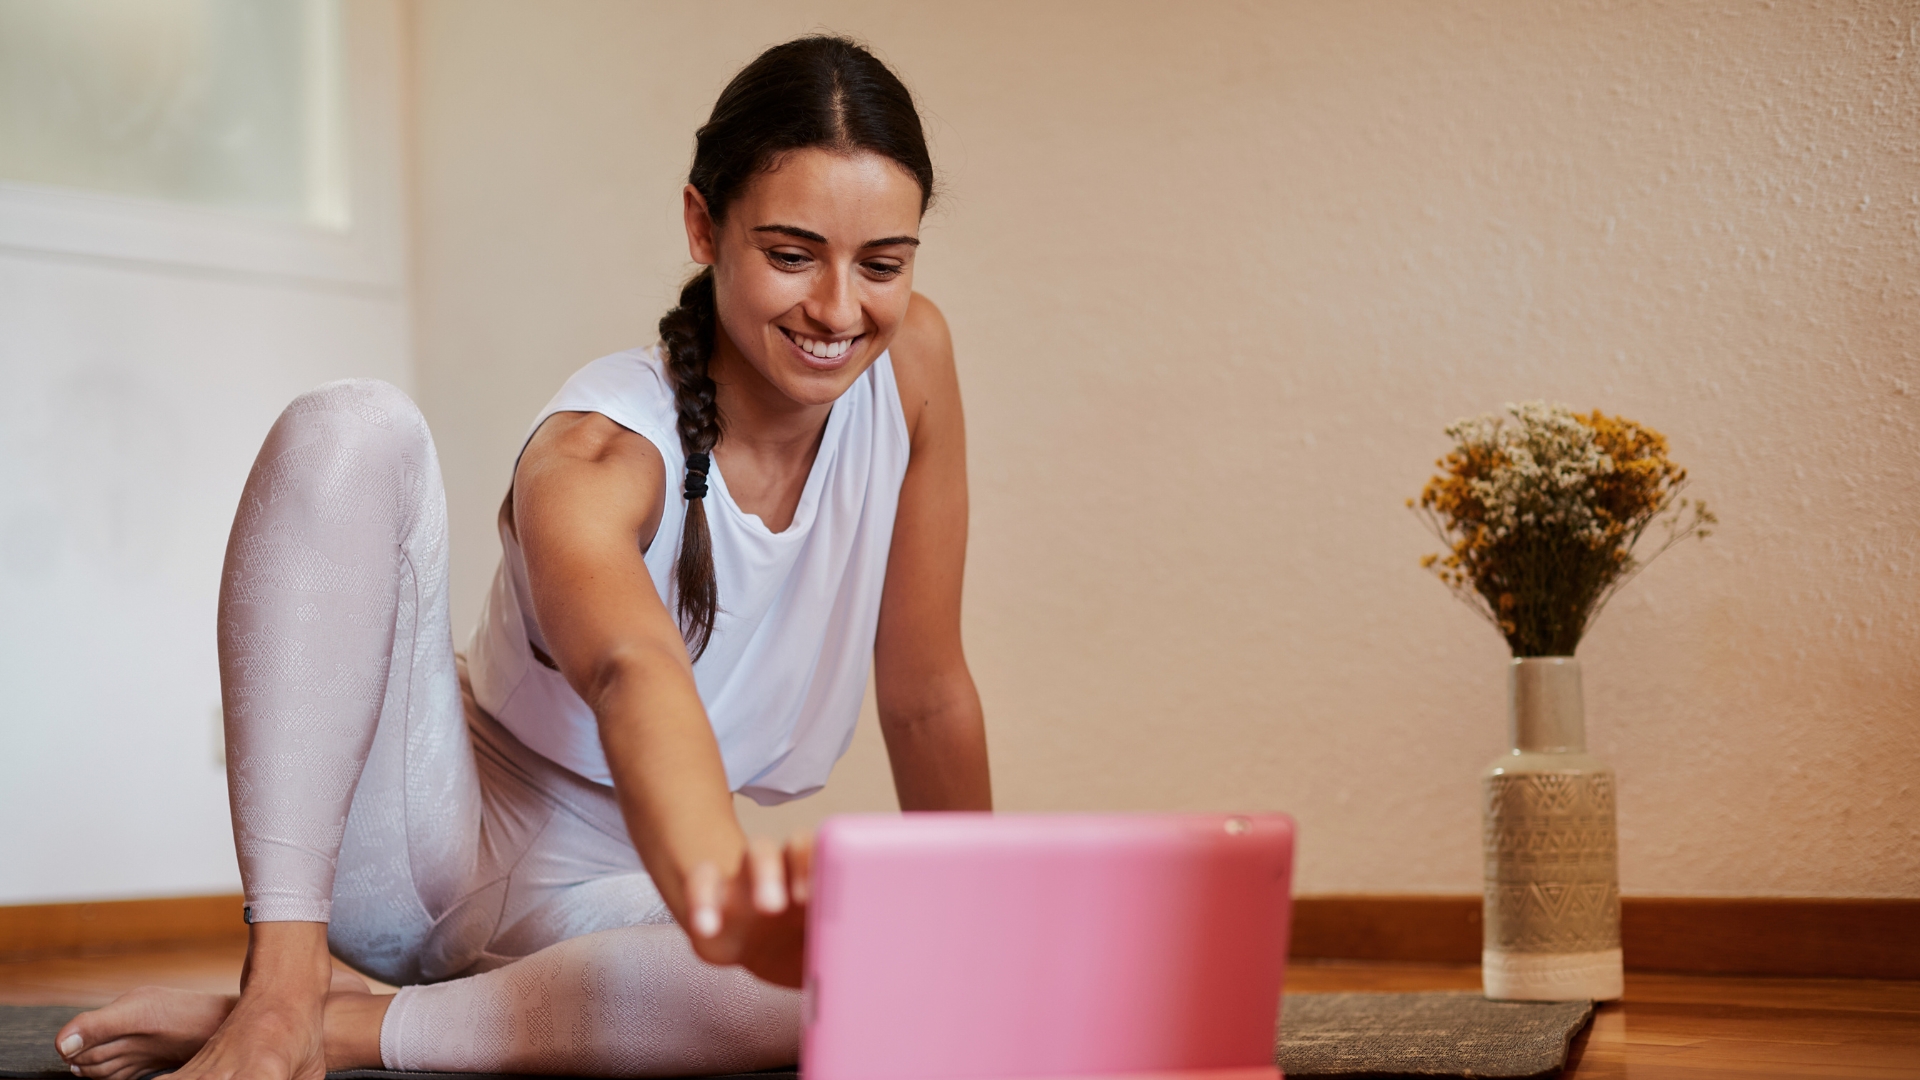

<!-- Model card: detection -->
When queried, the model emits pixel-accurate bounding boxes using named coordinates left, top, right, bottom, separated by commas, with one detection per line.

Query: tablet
left=803, top=812, right=1295, bottom=1080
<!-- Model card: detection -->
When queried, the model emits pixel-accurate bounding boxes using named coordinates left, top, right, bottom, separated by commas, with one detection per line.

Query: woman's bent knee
left=255, top=379, right=440, bottom=526
left=280, top=379, right=431, bottom=450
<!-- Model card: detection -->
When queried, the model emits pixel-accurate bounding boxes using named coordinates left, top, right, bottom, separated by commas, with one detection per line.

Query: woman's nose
left=809, top=265, right=862, bottom=334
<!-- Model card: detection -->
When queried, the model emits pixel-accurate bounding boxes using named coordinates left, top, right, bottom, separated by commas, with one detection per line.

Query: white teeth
left=790, top=332, right=852, bottom=360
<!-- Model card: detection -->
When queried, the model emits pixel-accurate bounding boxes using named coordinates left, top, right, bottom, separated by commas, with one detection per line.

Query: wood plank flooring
left=3, top=947, right=1916, bottom=1077
left=1288, top=961, right=1920, bottom=1077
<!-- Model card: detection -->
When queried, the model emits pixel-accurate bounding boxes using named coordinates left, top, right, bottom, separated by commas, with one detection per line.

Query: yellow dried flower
left=1413, top=402, right=1713, bottom=656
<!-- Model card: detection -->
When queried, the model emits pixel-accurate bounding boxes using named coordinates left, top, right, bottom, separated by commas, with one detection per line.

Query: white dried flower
left=1442, top=402, right=1615, bottom=547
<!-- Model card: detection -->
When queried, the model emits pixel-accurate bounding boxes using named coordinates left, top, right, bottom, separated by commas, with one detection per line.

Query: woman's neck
left=707, top=339, right=832, bottom=453
left=705, top=339, right=832, bottom=532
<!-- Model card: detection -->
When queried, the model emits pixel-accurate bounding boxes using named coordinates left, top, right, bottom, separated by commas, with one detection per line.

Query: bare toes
left=70, top=1053, right=134, bottom=1080
left=56, top=1019, right=90, bottom=1060
left=68, top=1037, right=138, bottom=1067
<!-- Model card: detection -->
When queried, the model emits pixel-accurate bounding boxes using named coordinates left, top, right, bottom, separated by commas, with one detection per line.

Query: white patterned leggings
left=219, top=379, right=799, bottom=1076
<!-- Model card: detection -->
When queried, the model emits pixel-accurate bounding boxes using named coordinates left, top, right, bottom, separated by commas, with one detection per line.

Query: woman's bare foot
left=57, top=970, right=369, bottom=1080
left=60, top=923, right=339, bottom=1080
left=58, top=986, right=235, bottom=1080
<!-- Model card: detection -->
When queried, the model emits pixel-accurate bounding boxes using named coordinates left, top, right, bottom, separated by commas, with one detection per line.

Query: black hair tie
left=684, top=451, right=710, bottom=501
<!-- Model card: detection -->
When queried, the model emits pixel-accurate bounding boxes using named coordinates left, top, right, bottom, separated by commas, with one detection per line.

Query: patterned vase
left=1481, top=656, right=1624, bottom=1001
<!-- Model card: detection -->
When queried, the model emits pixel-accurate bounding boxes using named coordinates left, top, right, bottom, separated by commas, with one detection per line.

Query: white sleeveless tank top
left=467, top=344, right=910, bottom=804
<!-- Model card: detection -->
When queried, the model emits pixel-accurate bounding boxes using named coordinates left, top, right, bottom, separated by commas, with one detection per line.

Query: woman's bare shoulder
left=513, top=410, right=668, bottom=548
left=525, top=410, right=666, bottom=475
left=888, top=292, right=957, bottom=435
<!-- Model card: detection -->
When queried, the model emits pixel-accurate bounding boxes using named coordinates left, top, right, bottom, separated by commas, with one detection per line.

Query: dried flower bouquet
left=1413, top=402, right=1714, bottom=657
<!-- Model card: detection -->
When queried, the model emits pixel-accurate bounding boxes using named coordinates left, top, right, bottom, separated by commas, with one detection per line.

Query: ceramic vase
left=1481, top=656, right=1624, bottom=1001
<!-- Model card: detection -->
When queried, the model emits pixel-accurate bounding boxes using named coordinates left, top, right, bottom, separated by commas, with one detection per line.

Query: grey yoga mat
left=0, top=1007, right=793, bottom=1080
left=1278, top=992, right=1594, bottom=1078
left=1, top=994, right=1593, bottom=1080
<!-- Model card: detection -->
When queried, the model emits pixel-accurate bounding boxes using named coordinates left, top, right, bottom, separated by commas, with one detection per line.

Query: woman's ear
left=684, top=185, right=718, bottom=265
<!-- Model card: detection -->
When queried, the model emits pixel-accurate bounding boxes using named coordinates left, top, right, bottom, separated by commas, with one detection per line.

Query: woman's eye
left=863, top=262, right=904, bottom=278
left=768, top=251, right=810, bottom=269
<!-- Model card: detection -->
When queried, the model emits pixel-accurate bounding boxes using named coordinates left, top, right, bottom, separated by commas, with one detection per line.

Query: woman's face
left=686, top=148, right=924, bottom=410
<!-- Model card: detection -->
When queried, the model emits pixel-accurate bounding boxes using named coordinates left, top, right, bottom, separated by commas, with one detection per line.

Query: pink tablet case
left=803, top=812, right=1295, bottom=1080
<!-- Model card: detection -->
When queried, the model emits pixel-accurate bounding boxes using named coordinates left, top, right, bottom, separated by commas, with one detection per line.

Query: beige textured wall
left=408, top=0, right=1920, bottom=897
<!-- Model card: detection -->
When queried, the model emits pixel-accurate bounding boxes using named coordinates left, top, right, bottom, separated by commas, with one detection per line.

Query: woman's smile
left=779, top=326, right=862, bottom=368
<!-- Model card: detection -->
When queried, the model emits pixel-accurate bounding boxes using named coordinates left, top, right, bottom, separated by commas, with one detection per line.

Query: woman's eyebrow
left=751, top=224, right=919, bottom=248
left=752, top=224, right=828, bottom=243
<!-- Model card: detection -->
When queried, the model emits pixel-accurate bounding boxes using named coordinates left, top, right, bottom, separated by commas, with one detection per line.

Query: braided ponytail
left=659, top=267, right=723, bottom=659
left=658, top=35, right=934, bottom=660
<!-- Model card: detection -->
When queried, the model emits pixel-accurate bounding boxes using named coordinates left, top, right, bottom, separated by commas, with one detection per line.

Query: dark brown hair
left=658, top=36, right=934, bottom=659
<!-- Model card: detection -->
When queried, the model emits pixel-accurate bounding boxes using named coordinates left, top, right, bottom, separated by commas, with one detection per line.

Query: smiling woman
left=54, top=35, right=988, bottom=1080
left=661, top=85, right=934, bottom=655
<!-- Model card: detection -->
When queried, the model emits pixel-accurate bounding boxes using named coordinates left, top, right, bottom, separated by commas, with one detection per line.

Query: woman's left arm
left=873, top=293, right=992, bottom=811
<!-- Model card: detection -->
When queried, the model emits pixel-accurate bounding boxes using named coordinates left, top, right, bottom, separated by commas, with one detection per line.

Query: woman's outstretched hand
left=684, top=832, right=813, bottom=988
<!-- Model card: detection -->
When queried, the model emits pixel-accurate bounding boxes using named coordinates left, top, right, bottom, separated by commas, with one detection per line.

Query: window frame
left=0, top=0, right=405, bottom=292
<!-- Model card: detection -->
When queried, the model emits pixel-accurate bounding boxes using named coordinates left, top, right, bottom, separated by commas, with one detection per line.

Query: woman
left=56, top=36, right=988, bottom=1080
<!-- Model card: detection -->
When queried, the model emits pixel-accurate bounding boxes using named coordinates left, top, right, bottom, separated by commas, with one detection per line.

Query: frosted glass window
left=0, top=0, right=347, bottom=226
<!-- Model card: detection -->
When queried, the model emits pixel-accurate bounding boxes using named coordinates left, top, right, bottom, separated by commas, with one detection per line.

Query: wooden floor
left=1285, top=962, right=1920, bottom=1078
left=3, top=946, right=1916, bottom=1078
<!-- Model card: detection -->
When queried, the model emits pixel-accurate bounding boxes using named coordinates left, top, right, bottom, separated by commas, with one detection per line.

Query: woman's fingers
left=679, top=836, right=812, bottom=984
left=785, top=831, right=815, bottom=904
left=688, top=861, right=723, bottom=938
left=688, top=835, right=811, bottom=966
left=748, top=838, right=788, bottom=915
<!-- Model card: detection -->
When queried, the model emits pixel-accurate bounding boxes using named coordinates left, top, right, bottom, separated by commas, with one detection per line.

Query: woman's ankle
left=239, top=922, right=336, bottom=1000
left=323, top=991, right=392, bottom=1070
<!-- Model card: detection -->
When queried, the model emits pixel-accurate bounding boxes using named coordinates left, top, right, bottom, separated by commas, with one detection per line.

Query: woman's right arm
left=511, top=412, right=805, bottom=986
